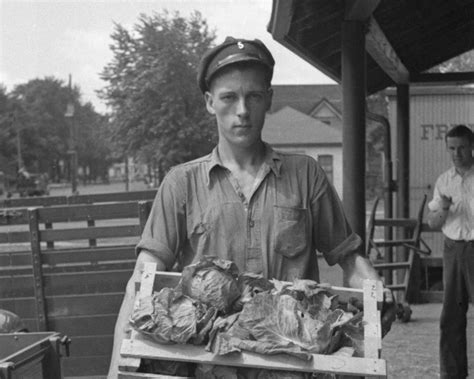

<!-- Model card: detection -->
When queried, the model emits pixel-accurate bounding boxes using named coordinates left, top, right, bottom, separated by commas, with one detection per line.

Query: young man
left=108, top=37, right=394, bottom=378
left=427, top=124, right=474, bottom=379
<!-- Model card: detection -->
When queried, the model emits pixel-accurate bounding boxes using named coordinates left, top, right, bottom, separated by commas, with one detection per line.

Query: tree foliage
left=0, top=77, right=111, bottom=182
left=429, top=50, right=474, bottom=73
left=99, top=10, right=218, bottom=177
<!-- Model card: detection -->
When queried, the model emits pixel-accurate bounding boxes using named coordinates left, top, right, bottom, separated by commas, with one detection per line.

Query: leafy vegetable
left=177, top=256, right=241, bottom=314
left=129, top=287, right=217, bottom=344
left=208, top=279, right=361, bottom=359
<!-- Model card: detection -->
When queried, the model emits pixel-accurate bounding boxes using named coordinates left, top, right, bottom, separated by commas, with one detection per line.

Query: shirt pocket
left=274, top=205, right=308, bottom=258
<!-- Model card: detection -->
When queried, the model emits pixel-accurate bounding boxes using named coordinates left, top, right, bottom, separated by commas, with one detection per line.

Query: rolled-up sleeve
left=136, top=170, right=186, bottom=270
left=311, top=176, right=362, bottom=266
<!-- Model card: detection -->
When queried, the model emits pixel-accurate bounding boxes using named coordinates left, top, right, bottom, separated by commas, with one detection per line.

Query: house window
left=318, top=155, right=333, bottom=184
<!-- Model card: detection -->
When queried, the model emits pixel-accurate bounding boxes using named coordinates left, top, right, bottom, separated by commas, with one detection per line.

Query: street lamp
left=65, top=74, right=78, bottom=195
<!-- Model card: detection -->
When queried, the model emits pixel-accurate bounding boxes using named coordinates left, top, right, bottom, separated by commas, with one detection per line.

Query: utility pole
left=65, top=74, right=78, bottom=195
left=11, top=111, right=23, bottom=170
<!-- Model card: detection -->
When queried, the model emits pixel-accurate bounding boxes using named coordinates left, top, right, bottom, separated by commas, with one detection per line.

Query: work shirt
left=137, top=144, right=361, bottom=282
left=428, top=165, right=474, bottom=241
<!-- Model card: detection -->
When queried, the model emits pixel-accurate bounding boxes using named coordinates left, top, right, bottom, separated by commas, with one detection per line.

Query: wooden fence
left=0, top=194, right=155, bottom=377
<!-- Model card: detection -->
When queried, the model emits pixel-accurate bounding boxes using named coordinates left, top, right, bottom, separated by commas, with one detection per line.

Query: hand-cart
left=0, top=331, right=70, bottom=379
left=366, top=195, right=431, bottom=322
left=118, top=262, right=387, bottom=378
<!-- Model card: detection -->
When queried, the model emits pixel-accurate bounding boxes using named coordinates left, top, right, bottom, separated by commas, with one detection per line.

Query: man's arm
left=339, top=250, right=382, bottom=289
left=107, top=251, right=167, bottom=379
left=426, top=195, right=451, bottom=230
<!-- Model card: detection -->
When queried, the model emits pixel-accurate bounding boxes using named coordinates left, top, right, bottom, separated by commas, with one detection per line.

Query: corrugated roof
left=268, top=0, right=474, bottom=94
left=263, top=106, right=342, bottom=145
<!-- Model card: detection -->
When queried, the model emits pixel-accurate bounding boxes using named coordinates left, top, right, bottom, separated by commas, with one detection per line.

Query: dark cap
left=197, top=36, right=275, bottom=93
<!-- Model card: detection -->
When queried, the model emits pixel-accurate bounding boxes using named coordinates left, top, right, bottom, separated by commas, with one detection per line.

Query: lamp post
left=11, top=111, right=23, bottom=171
left=65, top=74, right=78, bottom=195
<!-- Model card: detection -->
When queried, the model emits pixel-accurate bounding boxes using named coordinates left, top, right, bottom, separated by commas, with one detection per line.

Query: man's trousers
left=440, top=238, right=474, bottom=379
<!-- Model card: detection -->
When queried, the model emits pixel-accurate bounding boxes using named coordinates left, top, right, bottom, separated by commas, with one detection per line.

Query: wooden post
left=28, top=207, right=48, bottom=331
left=396, top=84, right=411, bottom=300
left=342, top=20, right=367, bottom=245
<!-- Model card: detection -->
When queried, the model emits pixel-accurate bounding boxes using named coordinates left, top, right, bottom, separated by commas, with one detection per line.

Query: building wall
left=387, top=86, right=474, bottom=258
left=271, top=145, right=343, bottom=198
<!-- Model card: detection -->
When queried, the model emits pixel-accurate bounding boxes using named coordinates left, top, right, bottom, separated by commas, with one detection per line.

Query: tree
left=99, top=10, right=217, bottom=180
left=429, top=49, right=474, bottom=73
left=0, top=86, right=18, bottom=177
left=0, top=77, right=111, bottom=183
left=10, top=78, right=71, bottom=176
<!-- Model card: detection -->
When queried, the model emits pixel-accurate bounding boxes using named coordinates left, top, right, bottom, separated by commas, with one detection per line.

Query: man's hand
left=381, top=287, right=397, bottom=337
left=339, top=252, right=398, bottom=337
left=439, top=195, right=452, bottom=210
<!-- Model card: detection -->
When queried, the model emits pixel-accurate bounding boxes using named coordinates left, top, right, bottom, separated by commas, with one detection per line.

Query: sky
left=0, top=0, right=335, bottom=114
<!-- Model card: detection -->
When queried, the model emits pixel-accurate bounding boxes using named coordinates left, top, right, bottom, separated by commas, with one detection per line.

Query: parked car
left=17, top=171, right=49, bottom=197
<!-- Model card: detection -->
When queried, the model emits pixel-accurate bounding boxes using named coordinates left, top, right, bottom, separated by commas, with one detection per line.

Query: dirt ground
left=382, top=303, right=474, bottom=378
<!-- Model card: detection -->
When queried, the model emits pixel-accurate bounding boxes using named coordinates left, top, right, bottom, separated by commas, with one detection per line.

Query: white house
left=263, top=106, right=343, bottom=197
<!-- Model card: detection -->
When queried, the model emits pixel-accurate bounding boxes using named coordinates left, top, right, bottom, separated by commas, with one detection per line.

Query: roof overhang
left=268, top=0, right=474, bottom=94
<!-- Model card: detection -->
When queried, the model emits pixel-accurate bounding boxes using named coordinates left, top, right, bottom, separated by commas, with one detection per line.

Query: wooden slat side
left=41, top=245, right=136, bottom=265
left=46, top=292, right=124, bottom=318
left=66, top=190, right=157, bottom=205
left=0, top=230, right=31, bottom=243
left=42, top=269, right=132, bottom=296
left=0, top=276, right=35, bottom=297
left=363, top=280, right=383, bottom=359
left=39, top=225, right=141, bottom=242
left=120, top=335, right=387, bottom=377
left=0, top=249, right=32, bottom=267
left=37, top=202, right=139, bottom=223
left=0, top=297, right=37, bottom=318
left=48, top=314, right=117, bottom=336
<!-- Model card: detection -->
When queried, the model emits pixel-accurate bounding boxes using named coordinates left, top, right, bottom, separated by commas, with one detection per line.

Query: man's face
left=446, top=136, right=473, bottom=170
left=204, top=65, right=272, bottom=149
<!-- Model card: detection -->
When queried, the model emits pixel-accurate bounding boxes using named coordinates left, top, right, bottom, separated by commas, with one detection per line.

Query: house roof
left=270, top=84, right=342, bottom=114
left=268, top=0, right=474, bottom=95
left=263, top=106, right=342, bottom=145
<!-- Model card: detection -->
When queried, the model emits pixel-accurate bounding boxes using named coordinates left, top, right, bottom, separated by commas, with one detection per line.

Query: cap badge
left=237, top=41, right=244, bottom=49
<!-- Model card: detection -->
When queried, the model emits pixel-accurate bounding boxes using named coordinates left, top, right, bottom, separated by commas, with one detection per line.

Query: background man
left=427, top=124, right=474, bottom=379
left=108, top=36, right=394, bottom=378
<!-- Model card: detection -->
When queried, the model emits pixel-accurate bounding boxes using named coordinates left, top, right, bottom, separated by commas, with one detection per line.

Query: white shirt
left=428, top=165, right=474, bottom=241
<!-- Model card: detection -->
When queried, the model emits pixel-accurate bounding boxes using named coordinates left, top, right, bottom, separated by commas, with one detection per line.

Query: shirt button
left=249, top=220, right=255, bottom=227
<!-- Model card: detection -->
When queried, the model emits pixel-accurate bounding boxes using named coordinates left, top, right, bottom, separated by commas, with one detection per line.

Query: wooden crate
left=119, top=262, right=387, bottom=378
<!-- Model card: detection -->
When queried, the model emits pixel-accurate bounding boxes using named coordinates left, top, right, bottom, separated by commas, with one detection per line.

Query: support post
left=342, top=20, right=367, bottom=247
left=396, top=84, right=410, bottom=222
left=395, top=84, right=412, bottom=300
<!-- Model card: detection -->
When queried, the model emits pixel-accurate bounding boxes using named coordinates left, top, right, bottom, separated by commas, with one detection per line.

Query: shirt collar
left=206, top=142, right=282, bottom=187
left=449, top=163, right=474, bottom=179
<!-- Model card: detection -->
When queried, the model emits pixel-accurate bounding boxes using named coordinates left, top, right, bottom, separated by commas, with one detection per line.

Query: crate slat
left=121, top=335, right=387, bottom=377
